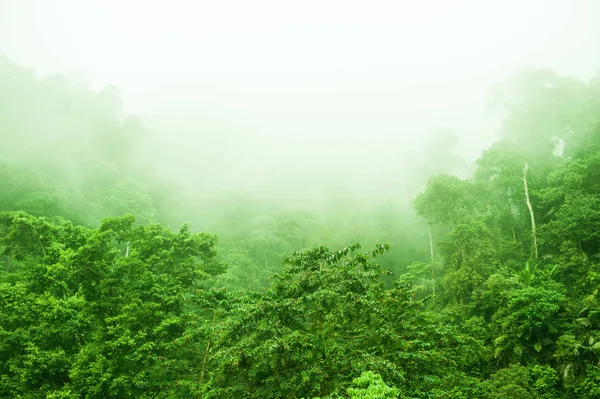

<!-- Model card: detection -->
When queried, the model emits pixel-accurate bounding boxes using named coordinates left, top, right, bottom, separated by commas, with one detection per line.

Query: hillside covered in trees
left=2, top=55, right=600, bottom=398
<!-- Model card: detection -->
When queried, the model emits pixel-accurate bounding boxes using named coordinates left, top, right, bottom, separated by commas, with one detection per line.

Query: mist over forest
left=2, top=1, right=600, bottom=398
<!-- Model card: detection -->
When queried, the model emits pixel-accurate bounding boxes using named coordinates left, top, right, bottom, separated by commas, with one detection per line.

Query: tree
left=204, top=244, right=451, bottom=398
left=0, top=212, right=224, bottom=398
left=414, top=175, right=480, bottom=229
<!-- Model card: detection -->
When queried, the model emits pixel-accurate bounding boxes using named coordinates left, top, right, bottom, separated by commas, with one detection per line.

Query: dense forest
left=2, top=54, right=600, bottom=398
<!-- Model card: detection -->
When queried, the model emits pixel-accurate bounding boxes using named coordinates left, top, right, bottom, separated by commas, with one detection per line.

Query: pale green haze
left=2, top=0, right=599, bottom=206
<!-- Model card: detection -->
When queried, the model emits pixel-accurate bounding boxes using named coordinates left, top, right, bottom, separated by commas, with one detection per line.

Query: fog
left=2, top=0, right=599, bottom=204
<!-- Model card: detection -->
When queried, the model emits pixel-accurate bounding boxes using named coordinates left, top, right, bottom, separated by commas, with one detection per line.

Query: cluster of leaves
left=0, top=212, right=223, bottom=398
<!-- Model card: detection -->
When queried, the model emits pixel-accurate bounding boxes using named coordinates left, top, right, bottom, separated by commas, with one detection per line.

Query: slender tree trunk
left=125, top=241, right=130, bottom=258
left=428, top=225, right=435, bottom=295
left=36, top=236, right=46, bottom=256
left=3, top=256, right=10, bottom=273
left=522, top=162, right=538, bottom=258
left=507, top=188, right=517, bottom=242
left=428, top=225, right=434, bottom=262
left=198, top=341, right=211, bottom=399
left=198, top=311, right=217, bottom=399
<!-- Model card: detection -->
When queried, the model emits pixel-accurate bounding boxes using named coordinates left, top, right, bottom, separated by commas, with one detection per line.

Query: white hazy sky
left=1, top=0, right=599, bottom=193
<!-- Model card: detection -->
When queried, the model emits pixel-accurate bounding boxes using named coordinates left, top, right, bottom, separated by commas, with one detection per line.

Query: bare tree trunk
left=199, top=311, right=217, bottom=399
left=125, top=241, right=130, bottom=258
left=2, top=256, right=10, bottom=273
left=36, top=236, right=46, bottom=256
left=522, top=162, right=538, bottom=258
left=198, top=340, right=211, bottom=398
left=428, top=225, right=435, bottom=295
left=507, top=188, right=518, bottom=242
left=428, top=225, right=434, bottom=262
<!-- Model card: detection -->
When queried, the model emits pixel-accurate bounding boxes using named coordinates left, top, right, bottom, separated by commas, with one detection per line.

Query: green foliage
left=0, top=212, right=223, bottom=398
left=3, top=57, right=600, bottom=397
left=481, top=364, right=560, bottom=399
left=346, top=371, right=399, bottom=399
left=0, top=55, right=168, bottom=227
left=492, top=283, right=565, bottom=364
left=203, top=244, right=458, bottom=398
left=438, top=222, right=501, bottom=304
left=414, top=175, right=477, bottom=228
left=483, top=365, right=534, bottom=399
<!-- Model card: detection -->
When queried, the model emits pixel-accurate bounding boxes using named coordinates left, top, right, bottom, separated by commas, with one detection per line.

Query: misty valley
left=2, top=16, right=600, bottom=398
